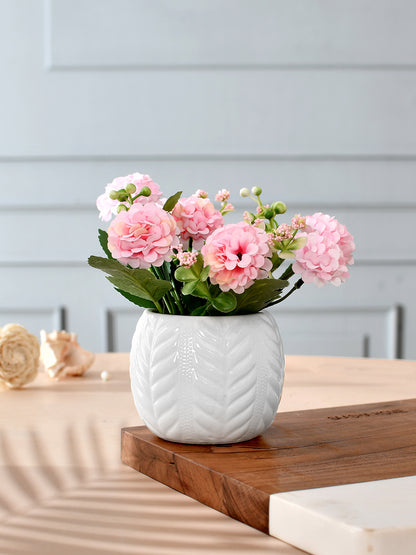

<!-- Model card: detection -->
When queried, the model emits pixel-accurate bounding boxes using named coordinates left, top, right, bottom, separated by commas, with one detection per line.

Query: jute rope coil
left=0, top=324, right=40, bottom=389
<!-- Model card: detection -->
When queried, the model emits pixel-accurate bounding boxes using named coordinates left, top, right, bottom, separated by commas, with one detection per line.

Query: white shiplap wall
left=1, top=0, right=415, bottom=357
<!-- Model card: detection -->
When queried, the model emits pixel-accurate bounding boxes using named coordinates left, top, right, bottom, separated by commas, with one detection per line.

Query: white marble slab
left=269, top=475, right=416, bottom=555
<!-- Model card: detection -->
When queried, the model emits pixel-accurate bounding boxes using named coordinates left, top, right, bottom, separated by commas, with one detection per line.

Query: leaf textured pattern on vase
left=151, top=319, right=192, bottom=438
left=130, top=314, right=157, bottom=429
left=221, top=317, right=258, bottom=440
left=189, top=320, right=231, bottom=439
left=130, top=311, right=285, bottom=444
left=256, top=313, right=285, bottom=430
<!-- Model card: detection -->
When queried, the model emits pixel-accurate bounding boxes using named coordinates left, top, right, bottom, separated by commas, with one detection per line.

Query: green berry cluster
left=109, top=184, right=152, bottom=213
left=240, top=186, right=287, bottom=228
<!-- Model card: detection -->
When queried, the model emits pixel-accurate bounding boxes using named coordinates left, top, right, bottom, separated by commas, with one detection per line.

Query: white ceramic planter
left=130, top=310, right=285, bottom=444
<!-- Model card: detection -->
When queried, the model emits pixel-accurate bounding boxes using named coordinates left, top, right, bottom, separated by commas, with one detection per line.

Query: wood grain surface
left=122, top=398, right=416, bottom=534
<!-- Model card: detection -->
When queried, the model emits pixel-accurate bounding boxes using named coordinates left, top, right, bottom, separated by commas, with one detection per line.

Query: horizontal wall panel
left=281, top=332, right=366, bottom=358
left=48, top=0, right=416, bottom=68
left=105, top=309, right=144, bottom=352
left=103, top=305, right=400, bottom=357
left=0, top=265, right=414, bottom=357
left=0, top=209, right=98, bottom=264
left=1, top=159, right=416, bottom=208
left=0, top=207, right=414, bottom=264
left=0, top=307, right=65, bottom=340
left=2, top=71, right=416, bottom=156
left=272, top=306, right=400, bottom=359
left=0, top=266, right=138, bottom=352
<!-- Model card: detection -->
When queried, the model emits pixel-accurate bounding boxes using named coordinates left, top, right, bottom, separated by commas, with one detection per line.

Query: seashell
left=0, top=324, right=40, bottom=389
left=40, top=330, right=95, bottom=379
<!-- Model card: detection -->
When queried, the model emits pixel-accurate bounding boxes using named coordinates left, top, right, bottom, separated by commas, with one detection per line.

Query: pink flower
left=243, top=211, right=252, bottom=223
left=293, top=212, right=355, bottom=287
left=176, top=245, right=198, bottom=268
left=201, top=222, right=272, bottom=294
left=291, top=214, right=306, bottom=230
left=275, top=223, right=293, bottom=240
left=172, top=196, right=223, bottom=249
left=107, top=203, right=179, bottom=269
left=215, top=189, right=230, bottom=202
left=96, top=183, right=120, bottom=222
left=253, top=218, right=266, bottom=228
left=96, top=173, right=162, bottom=221
left=193, top=189, right=208, bottom=199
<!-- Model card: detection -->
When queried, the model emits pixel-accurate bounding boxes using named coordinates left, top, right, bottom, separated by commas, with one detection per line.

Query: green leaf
left=271, top=252, right=284, bottom=272
left=182, top=280, right=198, bottom=295
left=189, top=281, right=212, bottom=300
left=212, top=291, right=237, bottom=313
left=175, top=266, right=196, bottom=282
left=98, top=229, right=113, bottom=259
left=200, top=265, right=210, bottom=282
left=106, top=273, right=171, bottom=302
left=173, top=254, right=212, bottom=301
left=191, top=303, right=209, bottom=316
left=114, top=288, right=155, bottom=309
left=174, top=254, right=205, bottom=282
left=88, top=256, right=172, bottom=302
left=289, top=237, right=307, bottom=250
left=180, top=294, right=206, bottom=314
left=279, top=264, right=295, bottom=281
left=163, top=191, right=182, bottom=212
left=278, top=251, right=296, bottom=259
left=233, top=278, right=289, bottom=314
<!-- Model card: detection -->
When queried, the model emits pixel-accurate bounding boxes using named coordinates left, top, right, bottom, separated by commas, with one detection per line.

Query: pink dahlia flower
left=107, top=203, right=179, bottom=269
left=172, top=196, right=223, bottom=249
left=292, top=212, right=355, bottom=287
left=201, top=222, right=273, bottom=294
left=97, top=173, right=162, bottom=222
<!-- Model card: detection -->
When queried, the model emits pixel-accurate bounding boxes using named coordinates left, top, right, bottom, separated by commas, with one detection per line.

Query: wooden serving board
left=121, top=398, right=416, bottom=535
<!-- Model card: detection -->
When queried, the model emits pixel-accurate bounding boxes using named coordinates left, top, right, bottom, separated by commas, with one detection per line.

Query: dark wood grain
left=121, top=398, right=416, bottom=534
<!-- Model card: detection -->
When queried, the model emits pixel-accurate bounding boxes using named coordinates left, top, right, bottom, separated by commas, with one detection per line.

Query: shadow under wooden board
left=121, top=398, right=416, bottom=535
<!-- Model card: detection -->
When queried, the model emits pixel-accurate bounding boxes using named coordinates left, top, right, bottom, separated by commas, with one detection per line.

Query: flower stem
left=267, top=278, right=304, bottom=307
left=201, top=303, right=210, bottom=315
left=165, top=263, right=185, bottom=315
left=166, top=296, right=176, bottom=314
left=279, top=263, right=294, bottom=281
left=150, top=266, right=175, bottom=314
left=162, top=262, right=185, bottom=315
left=170, top=288, right=185, bottom=315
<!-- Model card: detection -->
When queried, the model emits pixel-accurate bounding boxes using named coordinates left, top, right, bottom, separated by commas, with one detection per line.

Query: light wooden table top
left=0, top=354, right=415, bottom=555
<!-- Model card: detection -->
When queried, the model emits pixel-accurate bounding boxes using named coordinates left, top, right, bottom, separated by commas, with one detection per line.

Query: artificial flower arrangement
left=88, top=173, right=355, bottom=315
